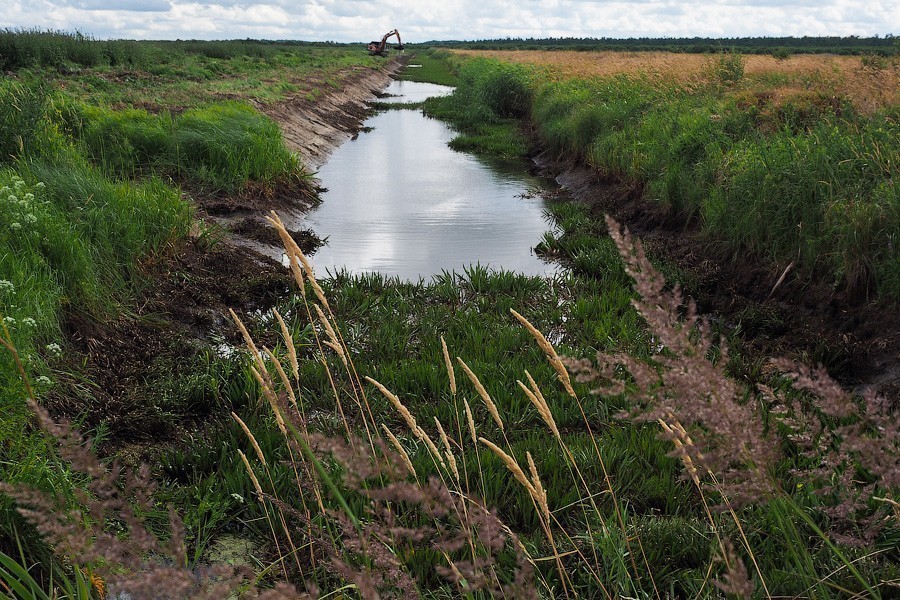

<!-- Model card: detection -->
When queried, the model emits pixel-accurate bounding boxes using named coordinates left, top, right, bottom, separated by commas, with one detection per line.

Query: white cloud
left=0, top=0, right=895, bottom=41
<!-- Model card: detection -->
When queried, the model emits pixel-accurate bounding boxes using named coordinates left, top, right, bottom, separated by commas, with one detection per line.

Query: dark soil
left=48, top=237, right=293, bottom=450
left=532, top=150, right=900, bottom=400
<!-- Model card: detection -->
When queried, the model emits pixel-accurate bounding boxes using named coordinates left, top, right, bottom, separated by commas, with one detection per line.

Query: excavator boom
left=367, top=29, right=403, bottom=56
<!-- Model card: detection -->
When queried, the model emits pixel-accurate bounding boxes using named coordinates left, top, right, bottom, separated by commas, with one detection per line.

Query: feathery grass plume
left=238, top=449, right=265, bottom=501
left=273, top=307, right=299, bottom=380
left=457, top=357, right=504, bottom=431
left=314, top=303, right=347, bottom=365
left=441, top=335, right=457, bottom=396
left=434, top=417, right=460, bottom=481
left=479, top=437, right=535, bottom=496
left=658, top=418, right=703, bottom=487
left=578, top=215, right=780, bottom=506
left=520, top=370, right=560, bottom=440
left=229, top=308, right=268, bottom=378
left=463, top=399, right=477, bottom=442
left=267, top=210, right=330, bottom=309
left=510, top=308, right=576, bottom=397
left=526, top=451, right=550, bottom=526
left=714, top=540, right=754, bottom=599
left=265, top=347, right=298, bottom=409
left=417, top=426, right=448, bottom=471
left=365, top=376, right=418, bottom=433
left=232, top=411, right=268, bottom=467
left=381, top=424, right=416, bottom=477
left=250, top=364, right=288, bottom=436
left=288, top=252, right=307, bottom=297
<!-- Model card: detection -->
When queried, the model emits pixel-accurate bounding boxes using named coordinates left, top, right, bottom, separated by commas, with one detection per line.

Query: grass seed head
left=381, top=424, right=417, bottom=477
left=441, top=335, right=457, bottom=396
left=479, top=437, right=535, bottom=496
left=232, top=412, right=267, bottom=468
left=510, top=309, right=575, bottom=397
left=457, top=357, right=504, bottom=432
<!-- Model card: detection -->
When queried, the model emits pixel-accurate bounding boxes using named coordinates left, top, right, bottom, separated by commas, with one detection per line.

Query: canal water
left=302, top=80, right=555, bottom=282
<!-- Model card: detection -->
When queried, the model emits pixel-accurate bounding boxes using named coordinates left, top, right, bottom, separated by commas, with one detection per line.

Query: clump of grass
left=3, top=211, right=897, bottom=597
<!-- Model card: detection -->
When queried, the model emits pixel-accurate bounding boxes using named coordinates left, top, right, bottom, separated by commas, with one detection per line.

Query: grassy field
left=0, top=31, right=387, bottom=581
left=426, top=51, right=900, bottom=301
left=0, top=40, right=897, bottom=599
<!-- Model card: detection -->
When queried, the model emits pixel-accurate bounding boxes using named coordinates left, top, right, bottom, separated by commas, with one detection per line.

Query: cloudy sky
left=2, top=0, right=897, bottom=42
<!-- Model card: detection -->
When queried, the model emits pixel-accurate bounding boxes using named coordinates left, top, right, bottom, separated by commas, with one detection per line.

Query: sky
left=1, top=0, right=897, bottom=42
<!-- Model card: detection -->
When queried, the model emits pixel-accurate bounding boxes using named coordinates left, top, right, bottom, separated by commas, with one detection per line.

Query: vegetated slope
left=425, top=51, right=899, bottom=395
left=0, top=33, right=395, bottom=572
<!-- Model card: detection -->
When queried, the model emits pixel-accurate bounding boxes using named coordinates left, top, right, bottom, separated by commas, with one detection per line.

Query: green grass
left=397, top=49, right=458, bottom=86
left=430, top=56, right=900, bottom=301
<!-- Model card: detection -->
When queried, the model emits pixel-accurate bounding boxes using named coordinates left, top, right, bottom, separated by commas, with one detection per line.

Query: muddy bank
left=50, top=62, right=404, bottom=450
left=532, top=150, right=899, bottom=399
left=259, top=60, right=404, bottom=169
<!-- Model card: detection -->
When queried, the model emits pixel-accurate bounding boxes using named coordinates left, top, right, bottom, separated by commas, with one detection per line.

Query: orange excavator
left=367, top=30, right=404, bottom=56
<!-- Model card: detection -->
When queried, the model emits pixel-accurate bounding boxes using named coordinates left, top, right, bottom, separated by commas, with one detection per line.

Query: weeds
left=3, top=212, right=896, bottom=597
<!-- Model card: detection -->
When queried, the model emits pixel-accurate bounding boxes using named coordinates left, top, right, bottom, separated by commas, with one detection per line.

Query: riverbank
left=2, top=41, right=897, bottom=598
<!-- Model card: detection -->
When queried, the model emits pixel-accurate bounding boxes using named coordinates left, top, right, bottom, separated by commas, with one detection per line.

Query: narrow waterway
left=300, top=80, right=556, bottom=282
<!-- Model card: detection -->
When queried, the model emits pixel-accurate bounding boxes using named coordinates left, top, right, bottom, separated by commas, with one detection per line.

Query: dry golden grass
left=450, top=49, right=899, bottom=111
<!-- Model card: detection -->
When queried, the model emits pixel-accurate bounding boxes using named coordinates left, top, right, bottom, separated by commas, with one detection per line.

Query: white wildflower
left=46, top=343, right=62, bottom=356
left=24, top=214, right=37, bottom=225
left=0, top=186, right=9, bottom=195
left=3, top=316, right=15, bottom=325
left=24, top=193, right=34, bottom=201
left=0, top=280, right=13, bottom=294
left=35, top=376, right=52, bottom=386
left=34, top=182, right=45, bottom=190
left=8, top=195, right=17, bottom=203
left=21, top=317, right=36, bottom=327
left=9, top=222, right=21, bottom=231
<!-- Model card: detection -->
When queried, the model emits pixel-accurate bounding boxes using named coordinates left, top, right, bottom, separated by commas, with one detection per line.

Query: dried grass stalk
left=381, top=424, right=417, bottom=477
left=479, top=437, right=535, bottom=496
left=441, top=336, right=457, bottom=396
left=463, top=399, right=477, bottom=442
left=272, top=308, right=299, bottom=380
left=232, top=412, right=267, bottom=468
left=238, top=449, right=264, bottom=501
left=510, top=309, right=576, bottom=397
left=365, top=376, right=418, bottom=433
left=435, top=417, right=460, bottom=481
left=457, top=358, right=504, bottom=432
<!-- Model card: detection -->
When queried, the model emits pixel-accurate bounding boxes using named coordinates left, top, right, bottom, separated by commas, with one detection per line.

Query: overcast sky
left=2, top=0, right=897, bottom=42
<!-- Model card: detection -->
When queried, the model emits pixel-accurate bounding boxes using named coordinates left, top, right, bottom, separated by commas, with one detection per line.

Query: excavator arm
left=367, top=29, right=404, bottom=56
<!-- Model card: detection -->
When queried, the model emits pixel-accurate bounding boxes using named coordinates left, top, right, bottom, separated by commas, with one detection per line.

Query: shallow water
left=302, top=80, right=555, bottom=282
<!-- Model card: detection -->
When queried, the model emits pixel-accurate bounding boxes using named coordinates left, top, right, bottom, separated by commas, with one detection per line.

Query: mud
left=50, top=61, right=403, bottom=450
left=532, top=150, right=899, bottom=399
left=258, top=60, right=404, bottom=169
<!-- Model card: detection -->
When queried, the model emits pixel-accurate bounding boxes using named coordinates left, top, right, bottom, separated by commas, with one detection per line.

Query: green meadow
left=0, top=35, right=896, bottom=599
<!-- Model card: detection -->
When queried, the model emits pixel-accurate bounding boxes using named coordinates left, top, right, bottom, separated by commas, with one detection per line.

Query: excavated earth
left=50, top=60, right=403, bottom=447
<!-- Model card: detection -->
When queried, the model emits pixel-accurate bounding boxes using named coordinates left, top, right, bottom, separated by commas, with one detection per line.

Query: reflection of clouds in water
left=295, top=82, right=557, bottom=281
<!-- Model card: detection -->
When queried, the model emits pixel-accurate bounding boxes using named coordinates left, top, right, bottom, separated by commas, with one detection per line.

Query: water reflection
left=301, top=80, right=555, bottom=282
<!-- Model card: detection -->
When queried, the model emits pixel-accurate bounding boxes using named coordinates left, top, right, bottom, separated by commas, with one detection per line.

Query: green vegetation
left=1, top=33, right=896, bottom=599
left=426, top=56, right=900, bottom=300
left=1, top=29, right=381, bottom=110
left=397, top=49, right=458, bottom=86
left=0, top=32, right=387, bottom=574
left=428, top=35, right=898, bottom=55
left=422, top=58, right=531, bottom=157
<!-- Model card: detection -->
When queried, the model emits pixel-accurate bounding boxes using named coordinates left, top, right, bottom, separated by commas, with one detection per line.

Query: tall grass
left=2, top=212, right=896, bottom=597
left=431, top=56, right=900, bottom=300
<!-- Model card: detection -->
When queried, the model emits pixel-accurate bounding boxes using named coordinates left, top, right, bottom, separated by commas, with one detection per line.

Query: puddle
left=292, top=80, right=557, bottom=282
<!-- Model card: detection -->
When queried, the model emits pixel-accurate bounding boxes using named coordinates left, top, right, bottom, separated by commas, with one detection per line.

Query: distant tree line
left=0, top=28, right=355, bottom=72
left=421, top=35, right=898, bottom=56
